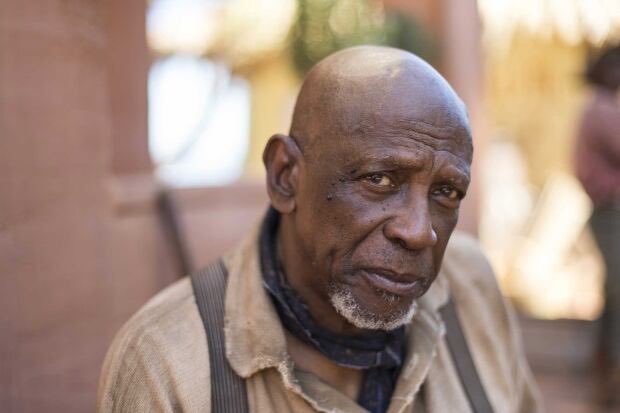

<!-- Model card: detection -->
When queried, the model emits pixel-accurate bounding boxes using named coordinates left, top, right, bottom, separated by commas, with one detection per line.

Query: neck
left=277, top=214, right=367, bottom=336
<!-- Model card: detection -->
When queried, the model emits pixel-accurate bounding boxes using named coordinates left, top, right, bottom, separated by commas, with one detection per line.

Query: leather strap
left=440, top=300, right=494, bottom=413
left=190, top=259, right=249, bottom=413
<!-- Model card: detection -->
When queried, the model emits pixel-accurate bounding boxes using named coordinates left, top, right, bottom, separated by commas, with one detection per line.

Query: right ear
left=262, top=134, right=303, bottom=214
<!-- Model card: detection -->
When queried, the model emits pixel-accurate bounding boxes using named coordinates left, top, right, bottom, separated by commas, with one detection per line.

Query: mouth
left=358, top=268, right=427, bottom=296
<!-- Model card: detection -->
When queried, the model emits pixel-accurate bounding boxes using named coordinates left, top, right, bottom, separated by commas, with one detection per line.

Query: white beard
left=328, top=283, right=418, bottom=331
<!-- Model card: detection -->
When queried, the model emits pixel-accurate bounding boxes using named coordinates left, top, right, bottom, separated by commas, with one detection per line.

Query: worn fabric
left=574, top=88, right=620, bottom=207
left=260, top=207, right=406, bottom=413
left=97, top=223, right=543, bottom=413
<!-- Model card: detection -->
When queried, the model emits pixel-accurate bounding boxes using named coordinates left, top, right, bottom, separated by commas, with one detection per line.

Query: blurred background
left=1, top=0, right=619, bottom=411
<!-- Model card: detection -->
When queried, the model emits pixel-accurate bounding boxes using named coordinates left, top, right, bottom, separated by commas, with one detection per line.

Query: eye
left=432, top=185, right=463, bottom=207
left=364, top=173, right=395, bottom=188
left=438, top=186, right=460, bottom=200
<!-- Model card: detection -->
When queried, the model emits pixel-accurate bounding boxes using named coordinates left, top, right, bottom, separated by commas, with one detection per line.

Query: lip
left=359, top=268, right=425, bottom=296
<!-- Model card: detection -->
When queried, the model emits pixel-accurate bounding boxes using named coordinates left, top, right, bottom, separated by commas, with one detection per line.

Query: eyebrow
left=344, top=151, right=432, bottom=172
left=436, top=167, right=471, bottom=188
left=342, top=156, right=420, bottom=176
left=344, top=154, right=471, bottom=184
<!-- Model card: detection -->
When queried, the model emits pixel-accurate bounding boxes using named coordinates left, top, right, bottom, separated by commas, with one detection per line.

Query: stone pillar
left=440, top=0, right=484, bottom=235
left=0, top=1, right=177, bottom=411
left=106, top=0, right=152, bottom=175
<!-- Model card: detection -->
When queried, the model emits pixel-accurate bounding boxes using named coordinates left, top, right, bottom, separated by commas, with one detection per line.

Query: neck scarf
left=259, top=207, right=406, bottom=413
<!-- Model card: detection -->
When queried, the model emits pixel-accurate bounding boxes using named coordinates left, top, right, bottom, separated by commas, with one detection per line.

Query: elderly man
left=98, top=46, right=542, bottom=413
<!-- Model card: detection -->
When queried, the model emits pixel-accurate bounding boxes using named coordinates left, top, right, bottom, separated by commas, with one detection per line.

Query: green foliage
left=290, top=0, right=436, bottom=75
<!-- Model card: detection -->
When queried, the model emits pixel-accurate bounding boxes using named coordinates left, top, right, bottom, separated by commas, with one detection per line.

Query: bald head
left=290, top=46, right=471, bottom=155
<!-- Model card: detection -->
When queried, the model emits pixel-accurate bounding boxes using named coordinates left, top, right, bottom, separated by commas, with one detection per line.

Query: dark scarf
left=260, top=208, right=406, bottom=413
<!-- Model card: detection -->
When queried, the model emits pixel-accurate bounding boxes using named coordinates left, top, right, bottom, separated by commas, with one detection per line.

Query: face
left=292, top=115, right=472, bottom=331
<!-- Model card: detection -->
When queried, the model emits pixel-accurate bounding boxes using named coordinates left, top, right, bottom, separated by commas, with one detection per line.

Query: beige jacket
left=97, top=227, right=543, bottom=413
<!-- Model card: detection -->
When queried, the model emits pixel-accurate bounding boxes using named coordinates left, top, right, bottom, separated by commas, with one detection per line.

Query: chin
left=328, top=283, right=418, bottom=331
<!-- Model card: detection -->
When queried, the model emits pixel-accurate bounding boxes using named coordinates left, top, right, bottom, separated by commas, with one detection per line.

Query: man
left=574, top=45, right=620, bottom=409
left=98, top=46, right=542, bottom=412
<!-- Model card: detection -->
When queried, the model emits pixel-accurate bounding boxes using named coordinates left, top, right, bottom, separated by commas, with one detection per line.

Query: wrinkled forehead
left=330, top=60, right=471, bottom=145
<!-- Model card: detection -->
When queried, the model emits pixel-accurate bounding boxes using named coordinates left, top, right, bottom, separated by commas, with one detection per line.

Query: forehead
left=323, top=67, right=471, bottom=151
left=331, top=128, right=472, bottom=177
left=307, top=109, right=473, bottom=186
left=328, top=58, right=471, bottom=134
left=325, top=96, right=473, bottom=167
left=353, top=108, right=471, bottom=151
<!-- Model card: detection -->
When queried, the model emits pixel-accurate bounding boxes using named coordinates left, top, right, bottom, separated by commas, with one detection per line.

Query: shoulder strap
left=440, top=300, right=494, bottom=413
left=190, top=259, right=249, bottom=413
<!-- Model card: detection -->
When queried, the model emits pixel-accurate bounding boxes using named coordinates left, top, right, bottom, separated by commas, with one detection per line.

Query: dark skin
left=263, top=46, right=473, bottom=400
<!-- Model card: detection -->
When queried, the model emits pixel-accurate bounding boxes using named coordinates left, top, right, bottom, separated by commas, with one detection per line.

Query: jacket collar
left=222, top=222, right=290, bottom=378
left=222, top=221, right=452, bottom=386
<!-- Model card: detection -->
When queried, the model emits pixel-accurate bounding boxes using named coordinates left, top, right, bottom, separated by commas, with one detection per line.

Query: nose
left=383, top=195, right=437, bottom=250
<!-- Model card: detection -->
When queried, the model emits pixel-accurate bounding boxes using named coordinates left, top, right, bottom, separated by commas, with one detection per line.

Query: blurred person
left=575, top=45, right=620, bottom=410
left=97, top=46, right=542, bottom=413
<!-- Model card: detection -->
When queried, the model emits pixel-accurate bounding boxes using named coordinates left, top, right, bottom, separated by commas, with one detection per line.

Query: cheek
left=297, top=179, right=389, bottom=269
left=326, top=190, right=392, bottom=245
left=431, top=206, right=459, bottom=235
left=293, top=177, right=353, bottom=266
left=327, top=199, right=400, bottom=274
left=430, top=207, right=459, bottom=264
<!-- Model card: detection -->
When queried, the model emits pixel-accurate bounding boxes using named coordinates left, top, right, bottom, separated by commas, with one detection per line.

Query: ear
left=262, top=134, right=303, bottom=214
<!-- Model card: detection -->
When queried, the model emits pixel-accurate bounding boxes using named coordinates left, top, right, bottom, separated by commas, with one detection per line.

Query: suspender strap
left=440, top=300, right=494, bottom=413
left=191, top=259, right=489, bottom=413
left=190, top=259, right=249, bottom=413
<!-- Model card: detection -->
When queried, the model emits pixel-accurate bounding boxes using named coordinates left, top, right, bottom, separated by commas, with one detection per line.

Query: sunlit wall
left=146, top=0, right=297, bottom=187
left=478, top=0, right=620, bottom=320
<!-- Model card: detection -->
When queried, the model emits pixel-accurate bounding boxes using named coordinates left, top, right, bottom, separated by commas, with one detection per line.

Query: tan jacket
left=97, top=226, right=543, bottom=413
